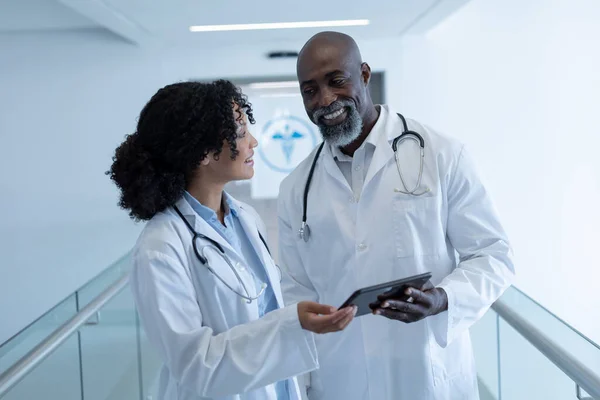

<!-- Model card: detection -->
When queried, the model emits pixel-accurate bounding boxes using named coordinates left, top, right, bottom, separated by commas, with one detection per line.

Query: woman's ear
left=200, top=156, right=210, bottom=166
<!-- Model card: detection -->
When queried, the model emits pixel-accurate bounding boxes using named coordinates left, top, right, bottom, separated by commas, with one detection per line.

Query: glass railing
left=0, top=256, right=162, bottom=400
left=2, top=260, right=599, bottom=400
left=471, top=285, right=600, bottom=400
left=0, top=293, right=82, bottom=400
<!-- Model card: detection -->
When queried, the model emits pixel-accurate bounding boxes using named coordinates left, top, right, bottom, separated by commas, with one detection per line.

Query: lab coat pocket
left=427, top=326, right=472, bottom=385
left=392, top=194, right=443, bottom=258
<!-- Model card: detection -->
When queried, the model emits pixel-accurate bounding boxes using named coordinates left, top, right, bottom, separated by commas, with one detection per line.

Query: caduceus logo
left=258, top=115, right=318, bottom=173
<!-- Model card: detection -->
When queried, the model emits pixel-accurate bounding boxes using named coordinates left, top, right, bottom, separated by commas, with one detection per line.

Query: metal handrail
left=1, top=273, right=599, bottom=399
left=0, top=275, right=129, bottom=397
left=493, top=300, right=600, bottom=400
left=509, top=286, right=600, bottom=352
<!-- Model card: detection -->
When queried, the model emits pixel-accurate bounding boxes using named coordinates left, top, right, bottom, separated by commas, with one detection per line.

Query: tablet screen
left=339, top=272, right=432, bottom=317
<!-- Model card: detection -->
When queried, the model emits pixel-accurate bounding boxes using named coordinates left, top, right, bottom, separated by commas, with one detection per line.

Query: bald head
left=295, top=32, right=376, bottom=149
left=297, top=31, right=363, bottom=73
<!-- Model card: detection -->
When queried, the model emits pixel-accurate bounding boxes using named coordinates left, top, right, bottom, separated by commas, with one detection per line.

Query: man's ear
left=361, top=62, right=372, bottom=86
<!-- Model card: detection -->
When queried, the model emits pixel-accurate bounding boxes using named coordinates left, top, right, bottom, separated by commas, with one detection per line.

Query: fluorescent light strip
left=248, top=81, right=299, bottom=90
left=189, top=19, right=370, bottom=33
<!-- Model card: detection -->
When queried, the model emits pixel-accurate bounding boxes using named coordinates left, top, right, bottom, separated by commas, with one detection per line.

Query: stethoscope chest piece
left=298, top=221, right=311, bottom=242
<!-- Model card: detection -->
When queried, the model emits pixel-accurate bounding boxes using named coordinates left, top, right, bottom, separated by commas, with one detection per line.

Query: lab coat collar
left=174, top=193, right=269, bottom=271
left=322, top=145, right=352, bottom=190
left=227, top=197, right=285, bottom=307
left=174, top=194, right=268, bottom=300
left=321, top=105, right=400, bottom=191
left=182, top=191, right=238, bottom=224
left=173, top=195, right=239, bottom=259
left=175, top=194, right=279, bottom=302
left=363, top=104, right=403, bottom=189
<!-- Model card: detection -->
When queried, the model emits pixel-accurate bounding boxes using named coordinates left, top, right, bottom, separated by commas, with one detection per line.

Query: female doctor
left=107, top=80, right=356, bottom=400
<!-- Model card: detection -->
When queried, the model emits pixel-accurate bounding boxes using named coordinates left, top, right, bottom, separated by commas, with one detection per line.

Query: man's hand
left=298, top=302, right=357, bottom=334
left=371, top=281, right=448, bottom=323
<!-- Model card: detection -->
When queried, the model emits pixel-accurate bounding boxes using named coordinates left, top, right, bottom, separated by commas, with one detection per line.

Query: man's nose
left=316, top=87, right=337, bottom=109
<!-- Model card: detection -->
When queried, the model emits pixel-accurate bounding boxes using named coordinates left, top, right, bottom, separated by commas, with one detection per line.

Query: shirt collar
left=183, top=191, right=239, bottom=223
left=222, top=192, right=239, bottom=217
left=330, top=104, right=387, bottom=160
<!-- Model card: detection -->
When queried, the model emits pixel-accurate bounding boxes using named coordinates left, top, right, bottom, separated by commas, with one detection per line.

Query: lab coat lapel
left=173, top=197, right=244, bottom=268
left=363, top=106, right=403, bottom=190
left=233, top=200, right=285, bottom=307
left=321, top=144, right=353, bottom=192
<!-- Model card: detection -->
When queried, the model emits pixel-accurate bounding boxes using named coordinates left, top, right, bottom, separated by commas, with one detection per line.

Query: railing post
left=496, top=312, right=502, bottom=400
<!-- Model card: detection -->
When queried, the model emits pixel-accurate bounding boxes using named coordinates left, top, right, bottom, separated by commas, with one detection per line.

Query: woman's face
left=203, top=104, right=258, bottom=183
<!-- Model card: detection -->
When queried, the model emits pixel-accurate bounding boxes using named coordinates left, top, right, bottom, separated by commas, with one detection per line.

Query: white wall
left=0, top=30, right=157, bottom=344
left=397, top=0, right=600, bottom=343
left=0, top=29, right=403, bottom=344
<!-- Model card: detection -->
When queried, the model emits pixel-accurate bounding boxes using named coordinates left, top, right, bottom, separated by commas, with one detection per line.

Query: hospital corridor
left=1, top=0, right=599, bottom=399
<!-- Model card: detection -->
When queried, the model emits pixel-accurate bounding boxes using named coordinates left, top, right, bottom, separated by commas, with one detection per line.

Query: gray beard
left=311, top=100, right=363, bottom=148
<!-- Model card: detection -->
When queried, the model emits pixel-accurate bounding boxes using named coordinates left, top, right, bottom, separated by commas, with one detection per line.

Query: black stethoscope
left=174, top=205, right=278, bottom=304
left=298, top=113, right=429, bottom=242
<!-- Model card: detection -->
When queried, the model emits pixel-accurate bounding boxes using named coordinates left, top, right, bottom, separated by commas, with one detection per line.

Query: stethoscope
left=174, top=205, right=280, bottom=304
left=298, top=113, right=430, bottom=242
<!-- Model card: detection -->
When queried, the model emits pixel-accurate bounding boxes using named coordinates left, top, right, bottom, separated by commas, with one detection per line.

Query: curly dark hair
left=107, top=80, right=254, bottom=221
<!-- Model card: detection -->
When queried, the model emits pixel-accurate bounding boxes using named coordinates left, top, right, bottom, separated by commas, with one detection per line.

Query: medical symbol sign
left=258, top=115, right=318, bottom=173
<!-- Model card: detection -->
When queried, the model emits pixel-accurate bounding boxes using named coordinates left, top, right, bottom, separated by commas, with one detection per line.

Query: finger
left=307, top=302, right=338, bottom=315
left=331, top=306, right=356, bottom=324
left=405, top=288, right=433, bottom=307
left=325, top=308, right=356, bottom=333
left=377, top=288, right=413, bottom=301
left=312, top=307, right=352, bottom=328
left=373, top=308, right=415, bottom=323
left=377, top=292, right=398, bottom=301
left=337, top=309, right=356, bottom=330
left=335, top=306, right=356, bottom=329
left=380, top=299, right=427, bottom=315
left=375, top=280, right=434, bottom=302
left=305, top=314, right=330, bottom=334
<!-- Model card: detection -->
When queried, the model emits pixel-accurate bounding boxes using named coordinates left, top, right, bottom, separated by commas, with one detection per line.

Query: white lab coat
left=278, top=105, right=515, bottom=400
left=130, top=196, right=319, bottom=400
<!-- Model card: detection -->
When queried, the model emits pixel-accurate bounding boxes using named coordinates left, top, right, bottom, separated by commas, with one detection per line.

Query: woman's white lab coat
left=277, top=105, right=515, bottom=400
left=130, top=196, right=319, bottom=400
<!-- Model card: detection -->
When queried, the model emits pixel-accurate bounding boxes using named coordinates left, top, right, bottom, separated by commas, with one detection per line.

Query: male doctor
left=278, top=32, right=515, bottom=399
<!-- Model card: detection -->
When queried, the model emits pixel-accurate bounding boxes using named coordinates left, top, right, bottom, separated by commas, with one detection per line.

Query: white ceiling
left=0, top=0, right=98, bottom=32
left=0, top=0, right=471, bottom=46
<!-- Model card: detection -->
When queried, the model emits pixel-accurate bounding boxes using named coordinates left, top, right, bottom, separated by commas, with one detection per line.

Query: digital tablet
left=339, top=272, right=432, bottom=317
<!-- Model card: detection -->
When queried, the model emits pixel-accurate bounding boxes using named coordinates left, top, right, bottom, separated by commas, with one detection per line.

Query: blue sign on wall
left=258, top=115, right=318, bottom=173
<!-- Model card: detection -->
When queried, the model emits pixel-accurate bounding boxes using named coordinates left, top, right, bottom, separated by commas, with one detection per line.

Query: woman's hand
left=298, top=301, right=357, bottom=334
